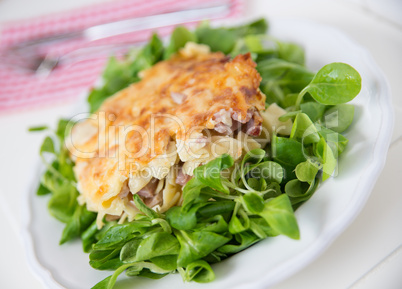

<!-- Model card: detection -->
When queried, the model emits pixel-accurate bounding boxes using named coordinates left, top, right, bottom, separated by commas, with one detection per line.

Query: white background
left=0, top=0, right=401, bottom=288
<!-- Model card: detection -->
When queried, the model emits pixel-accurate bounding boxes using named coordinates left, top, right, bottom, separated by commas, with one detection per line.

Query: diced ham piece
left=144, top=193, right=162, bottom=208
left=171, top=92, right=187, bottom=104
left=232, top=109, right=253, bottom=124
left=212, top=108, right=262, bottom=137
left=118, top=182, right=130, bottom=199
left=213, top=109, right=233, bottom=126
left=214, top=122, right=233, bottom=135
left=105, top=214, right=122, bottom=222
left=212, top=109, right=233, bottom=135
left=137, top=178, right=159, bottom=199
left=176, top=167, right=192, bottom=186
left=244, top=111, right=263, bottom=136
left=135, top=178, right=163, bottom=208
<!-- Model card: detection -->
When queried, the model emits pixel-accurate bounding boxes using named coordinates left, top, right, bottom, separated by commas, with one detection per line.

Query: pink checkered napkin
left=0, top=0, right=243, bottom=112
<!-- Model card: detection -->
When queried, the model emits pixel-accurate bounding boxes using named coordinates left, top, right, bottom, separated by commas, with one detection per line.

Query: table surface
left=1, top=0, right=401, bottom=288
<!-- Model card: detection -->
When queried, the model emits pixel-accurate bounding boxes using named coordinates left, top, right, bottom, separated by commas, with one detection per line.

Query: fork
left=0, top=2, right=231, bottom=76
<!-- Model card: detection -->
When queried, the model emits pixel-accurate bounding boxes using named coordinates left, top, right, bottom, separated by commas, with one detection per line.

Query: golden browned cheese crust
left=68, top=47, right=266, bottom=224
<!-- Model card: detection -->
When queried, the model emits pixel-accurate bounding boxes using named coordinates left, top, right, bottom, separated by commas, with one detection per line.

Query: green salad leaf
left=300, top=102, right=327, bottom=122
left=60, top=204, right=96, bottom=245
left=259, top=194, right=299, bottom=239
left=323, top=104, right=355, bottom=133
left=193, top=154, right=234, bottom=194
left=164, top=26, right=197, bottom=59
left=257, top=58, right=314, bottom=106
left=295, top=62, right=362, bottom=106
left=183, top=260, right=215, bottom=283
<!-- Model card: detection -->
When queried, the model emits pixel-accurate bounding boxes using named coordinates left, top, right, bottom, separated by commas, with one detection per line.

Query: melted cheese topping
left=68, top=44, right=266, bottom=227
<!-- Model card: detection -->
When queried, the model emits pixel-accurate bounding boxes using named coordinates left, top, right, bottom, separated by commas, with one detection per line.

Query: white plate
left=21, top=19, right=394, bottom=289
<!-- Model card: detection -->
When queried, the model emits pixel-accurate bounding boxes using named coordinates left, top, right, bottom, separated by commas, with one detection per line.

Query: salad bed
left=32, top=18, right=361, bottom=289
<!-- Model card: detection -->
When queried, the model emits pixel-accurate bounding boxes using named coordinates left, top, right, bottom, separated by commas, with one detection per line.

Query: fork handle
left=84, top=3, right=230, bottom=40
left=8, top=3, right=230, bottom=51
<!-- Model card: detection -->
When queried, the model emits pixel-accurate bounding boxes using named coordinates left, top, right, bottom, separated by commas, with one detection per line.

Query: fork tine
left=35, top=56, right=60, bottom=77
